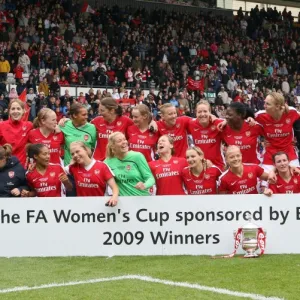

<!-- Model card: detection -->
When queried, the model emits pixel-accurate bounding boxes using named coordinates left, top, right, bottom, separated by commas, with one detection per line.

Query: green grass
left=0, top=255, right=298, bottom=299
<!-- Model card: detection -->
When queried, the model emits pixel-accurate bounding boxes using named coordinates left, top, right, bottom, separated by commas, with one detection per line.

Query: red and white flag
left=81, top=2, right=95, bottom=14
left=19, top=88, right=30, bottom=121
left=187, top=77, right=205, bottom=91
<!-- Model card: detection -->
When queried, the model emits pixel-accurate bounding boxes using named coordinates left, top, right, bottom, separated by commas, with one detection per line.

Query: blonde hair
left=186, top=146, right=207, bottom=171
left=33, top=108, right=55, bottom=128
left=268, top=92, right=286, bottom=112
left=160, top=103, right=175, bottom=115
left=106, top=132, right=126, bottom=158
left=70, top=141, right=92, bottom=158
left=196, top=100, right=211, bottom=112
left=225, top=145, right=241, bottom=159
left=132, top=104, right=152, bottom=123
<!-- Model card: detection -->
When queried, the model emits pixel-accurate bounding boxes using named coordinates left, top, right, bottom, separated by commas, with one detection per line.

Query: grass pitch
left=0, top=255, right=298, bottom=299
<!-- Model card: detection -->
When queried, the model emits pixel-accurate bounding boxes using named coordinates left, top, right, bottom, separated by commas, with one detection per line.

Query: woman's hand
left=246, top=117, right=257, bottom=126
left=58, top=117, right=70, bottom=127
left=290, top=166, right=300, bottom=176
left=59, top=173, right=69, bottom=184
left=263, top=188, right=273, bottom=197
left=105, top=196, right=118, bottom=207
left=149, top=120, right=158, bottom=132
left=11, top=188, right=21, bottom=197
left=21, top=189, right=30, bottom=197
left=217, top=120, right=226, bottom=131
left=135, top=182, right=146, bottom=190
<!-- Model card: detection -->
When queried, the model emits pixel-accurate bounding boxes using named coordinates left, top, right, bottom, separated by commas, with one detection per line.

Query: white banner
left=0, top=195, right=299, bottom=257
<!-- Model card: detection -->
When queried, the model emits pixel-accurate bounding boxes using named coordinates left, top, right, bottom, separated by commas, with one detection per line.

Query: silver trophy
left=236, top=213, right=266, bottom=258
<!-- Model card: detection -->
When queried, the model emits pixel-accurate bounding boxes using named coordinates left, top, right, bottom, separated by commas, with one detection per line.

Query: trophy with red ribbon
left=221, top=214, right=266, bottom=258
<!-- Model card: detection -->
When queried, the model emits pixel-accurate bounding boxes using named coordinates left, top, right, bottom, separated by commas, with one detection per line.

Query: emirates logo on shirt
left=50, top=172, right=55, bottom=177
left=8, top=171, right=14, bottom=178
left=84, top=134, right=89, bottom=141
left=126, top=165, right=131, bottom=171
left=248, top=172, right=253, bottom=179
left=286, top=118, right=291, bottom=124
left=246, top=131, right=251, bottom=137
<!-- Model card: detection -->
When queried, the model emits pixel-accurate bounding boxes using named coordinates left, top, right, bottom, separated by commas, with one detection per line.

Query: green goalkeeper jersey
left=60, top=120, right=97, bottom=165
left=105, top=151, right=155, bottom=196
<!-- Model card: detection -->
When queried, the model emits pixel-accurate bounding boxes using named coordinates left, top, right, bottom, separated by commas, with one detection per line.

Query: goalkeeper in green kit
left=59, top=103, right=97, bottom=166
left=105, top=132, right=155, bottom=196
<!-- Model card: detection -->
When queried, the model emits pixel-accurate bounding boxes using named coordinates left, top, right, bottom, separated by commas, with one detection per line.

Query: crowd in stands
left=0, top=1, right=300, bottom=198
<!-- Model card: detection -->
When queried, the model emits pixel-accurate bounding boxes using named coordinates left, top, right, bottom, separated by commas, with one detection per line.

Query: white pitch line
left=0, top=274, right=284, bottom=300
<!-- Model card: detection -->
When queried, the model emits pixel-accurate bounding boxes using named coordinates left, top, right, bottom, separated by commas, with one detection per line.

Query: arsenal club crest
left=22, top=126, right=27, bottom=131
left=211, top=125, right=216, bottom=131
left=248, top=172, right=253, bottom=179
left=286, top=118, right=291, bottom=124
left=176, top=124, right=180, bottom=128
left=84, top=134, right=89, bottom=141
left=8, top=171, right=14, bottom=178
left=126, top=165, right=131, bottom=171
left=204, top=174, right=210, bottom=179
left=53, top=135, right=58, bottom=141
left=294, top=178, right=298, bottom=184
left=246, top=131, right=251, bottom=137
left=50, top=172, right=55, bottom=177
left=95, top=169, right=100, bottom=175
left=117, top=121, right=122, bottom=126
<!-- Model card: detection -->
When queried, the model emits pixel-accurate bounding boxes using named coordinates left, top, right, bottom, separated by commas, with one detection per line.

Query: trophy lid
left=242, top=214, right=259, bottom=229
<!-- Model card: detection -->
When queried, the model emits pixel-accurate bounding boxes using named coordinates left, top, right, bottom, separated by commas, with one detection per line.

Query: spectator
left=0, top=55, right=10, bottom=82
left=18, top=51, right=30, bottom=74
left=16, top=78, right=26, bottom=95
left=38, top=77, right=49, bottom=96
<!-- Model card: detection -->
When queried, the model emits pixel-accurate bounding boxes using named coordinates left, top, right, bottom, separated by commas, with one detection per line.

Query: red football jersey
left=149, top=156, right=188, bottom=195
left=28, top=129, right=64, bottom=165
left=221, top=122, right=264, bottom=165
left=269, top=173, right=300, bottom=194
left=218, top=164, right=264, bottom=194
left=255, top=109, right=299, bottom=164
left=26, top=164, right=66, bottom=197
left=188, top=119, right=225, bottom=169
left=91, top=115, right=133, bottom=161
left=182, top=166, right=221, bottom=195
left=127, top=125, right=159, bottom=162
left=0, top=120, right=33, bottom=166
left=69, top=160, right=113, bottom=196
left=157, top=116, right=190, bottom=158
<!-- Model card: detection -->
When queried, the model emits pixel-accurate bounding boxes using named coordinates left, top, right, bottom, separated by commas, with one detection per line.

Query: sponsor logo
left=231, top=181, right=237, bottom=186
left=194, top=128, right=200, bottom=131
left=276, top=185, right=282, bottom=188
left=8, top=171, right=14, bottom=178
left=39, top=178, right=48, bottom=182
left=173, top=160, right=178, bottom=164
